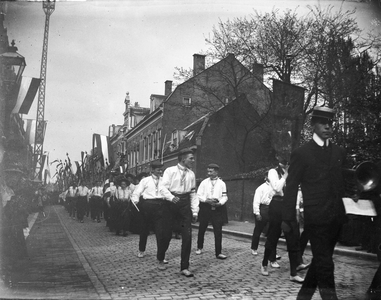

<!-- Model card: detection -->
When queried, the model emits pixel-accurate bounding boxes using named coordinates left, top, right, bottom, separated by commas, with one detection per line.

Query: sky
left=3, top=0, right=381, bottom=166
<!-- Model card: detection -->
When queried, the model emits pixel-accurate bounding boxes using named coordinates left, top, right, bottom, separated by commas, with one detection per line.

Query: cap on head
left=177, top=147, right=194, bottom=160
left=311, top=106, right=335, bottom=121
left=150, top=161, right=163, bottom=169
left=207, top=163, right=220, bottom=170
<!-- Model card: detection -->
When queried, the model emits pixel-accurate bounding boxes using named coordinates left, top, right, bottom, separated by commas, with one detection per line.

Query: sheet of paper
left=342, top=197, right=377, bottom=216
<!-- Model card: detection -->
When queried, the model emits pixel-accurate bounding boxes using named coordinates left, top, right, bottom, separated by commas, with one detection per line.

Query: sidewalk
left=1, top=205, right=100, bottom=299
left=192, top=220, right=378, bottom=261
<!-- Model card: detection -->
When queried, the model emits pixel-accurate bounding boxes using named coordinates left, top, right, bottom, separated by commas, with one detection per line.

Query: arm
left=268, top=168, right=286, bottom=193
left=215, top=181, right=228, bottom=206
left=161, top=168, right=176, bottom=202
left=253, top=185, right=262, bottom=215
left=196, top=180, right=207, bottom=203
left=131, top=180, right=145, bottom=204
left=190, top=175, right=199, bottom=217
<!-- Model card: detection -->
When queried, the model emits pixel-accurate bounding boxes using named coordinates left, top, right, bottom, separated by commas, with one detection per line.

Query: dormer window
left=183, top=97, right=191, bottom=106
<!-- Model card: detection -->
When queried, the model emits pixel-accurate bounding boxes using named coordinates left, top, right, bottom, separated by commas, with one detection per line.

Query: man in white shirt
left=195, top=163, right=228, bottom=259
left=131, top=162, right=172, bottom=270
left=90, top=180, right=103, bottom=223
left=261, top=157, right=288, bottom=273
left=161, top=148, right=199, bottom=277
left=65, top=183, right=77, bottom=219
left=251, top=177, right=275, bottom=257
left=76, top=181, right=90, bottom=223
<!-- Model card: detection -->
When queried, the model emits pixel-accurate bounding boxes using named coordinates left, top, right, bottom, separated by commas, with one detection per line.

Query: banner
left=12, top=77, right=41, bottom=114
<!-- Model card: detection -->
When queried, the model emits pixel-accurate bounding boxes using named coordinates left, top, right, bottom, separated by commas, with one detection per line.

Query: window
left=152, top=132, right=156, bottom=159
left=148, top=134, right=152, bottom=160
left=172, top=130, right=178, bottom=148
left=183, top=97, right=191, bottom=106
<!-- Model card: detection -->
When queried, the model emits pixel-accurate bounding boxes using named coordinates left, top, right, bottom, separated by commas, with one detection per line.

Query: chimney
left=193, top=54, right=206, bottom=76
left=165, top=80, right=172, bottom=96
left=253, top=63, right=264, bottom=82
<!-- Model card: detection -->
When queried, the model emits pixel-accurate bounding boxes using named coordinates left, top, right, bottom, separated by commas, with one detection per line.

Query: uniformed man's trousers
left=297, top=220, right=342, bottom=300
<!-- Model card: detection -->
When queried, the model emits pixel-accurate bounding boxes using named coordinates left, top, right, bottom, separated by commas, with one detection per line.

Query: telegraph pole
left=33, top=0, right=55, bottom=180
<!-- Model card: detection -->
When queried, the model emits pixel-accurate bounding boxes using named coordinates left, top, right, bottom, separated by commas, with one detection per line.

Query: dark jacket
left=283, top=140, right=347, bottom=225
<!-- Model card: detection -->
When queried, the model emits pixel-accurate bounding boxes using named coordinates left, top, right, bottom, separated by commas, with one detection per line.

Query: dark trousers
left=262, top=199, right=282, bottom=266
left=251, top=204, right=275, bottom=261
left=90, top=196, right=102, bottom=221
left=103, top=199, right=110, bottom=226
left=171, top=194, right=192, bottom=271
left=76, top=196, right=87, bottom=221
left=297, top=221, right=342, bottom=300
left=67, top=196, right=76, bottom=217
left=197, top=203, right=224, bottom=257
left=139, top=199, right=172, bottom=261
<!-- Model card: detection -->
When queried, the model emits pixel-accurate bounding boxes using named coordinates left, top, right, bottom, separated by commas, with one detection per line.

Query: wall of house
left=224, top=177, right=263, bottom=222
left=125, top=116, right=162, bottom=175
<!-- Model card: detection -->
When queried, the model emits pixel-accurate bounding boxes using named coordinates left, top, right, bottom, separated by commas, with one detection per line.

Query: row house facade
left=109, top=53, right=273, bottom=176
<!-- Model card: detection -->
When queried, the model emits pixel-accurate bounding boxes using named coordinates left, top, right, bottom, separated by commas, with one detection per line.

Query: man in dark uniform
left=282, top=106, right=347, bottom=300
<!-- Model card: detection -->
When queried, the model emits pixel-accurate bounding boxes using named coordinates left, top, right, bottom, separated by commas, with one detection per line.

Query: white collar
left=177, top=163, right=188, bottom=171
left=313, top=133, right=330, bottom=147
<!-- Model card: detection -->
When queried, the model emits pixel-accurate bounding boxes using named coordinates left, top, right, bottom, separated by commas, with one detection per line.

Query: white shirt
left=131, top=175, right=172, bottom=204
left=252, top=181, right=274, bottom=215
left=66, top=186, right=77, bottom=197
left=90, top=186, right=103, bottom=197
left=161, top=164, right=199, bottom=216
left=268, top=167, right=286, bottom=196
left=116, top=187, right=131, bottom=201
left=197, top=177, right=228, bottom=205
left=77, top=186, right=89, bottom=197
left=105, top=184, right=117, bottom=198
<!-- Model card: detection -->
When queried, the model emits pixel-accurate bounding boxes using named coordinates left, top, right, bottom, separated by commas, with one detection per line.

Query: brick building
left=110, top=53, right=272, bottom=176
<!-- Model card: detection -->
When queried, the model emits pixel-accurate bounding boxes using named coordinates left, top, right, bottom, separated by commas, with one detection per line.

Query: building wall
left=124, top=114, right=163, bottom=175
left=161, top=54, right=272, bottom=153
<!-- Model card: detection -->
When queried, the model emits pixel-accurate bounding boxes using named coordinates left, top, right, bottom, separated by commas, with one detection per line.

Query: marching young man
left=195, top=163, right=228, bottom=259
left=131, top=162, right=172, bottom=270
left=161, top=148, right=199, bottom=277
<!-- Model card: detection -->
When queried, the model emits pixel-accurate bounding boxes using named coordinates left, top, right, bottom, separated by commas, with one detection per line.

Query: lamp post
left=0, top=40, right=26, bottom=140
left=0, top=40, right=26, bottom=86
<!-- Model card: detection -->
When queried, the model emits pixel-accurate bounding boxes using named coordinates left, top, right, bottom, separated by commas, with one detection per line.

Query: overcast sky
left=3, top=0, right=381, bottom=166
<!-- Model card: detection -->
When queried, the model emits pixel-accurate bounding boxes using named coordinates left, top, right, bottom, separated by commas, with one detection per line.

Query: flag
left=75, top=161, right=81, bottom=177
left=41, top=152, right=51, bottom=184
left=12, top=77, right=41, bottom=114
left=93, top=133, right=112, bottom=167
left=25, top=119, right=36, bottom=144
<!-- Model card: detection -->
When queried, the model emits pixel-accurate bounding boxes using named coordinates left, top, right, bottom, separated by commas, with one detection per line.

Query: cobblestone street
left=1, top=205, right=377, bottom=299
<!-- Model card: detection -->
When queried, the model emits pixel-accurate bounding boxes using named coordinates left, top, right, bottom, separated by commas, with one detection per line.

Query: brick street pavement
left=0, top=205, right=378, bottom=300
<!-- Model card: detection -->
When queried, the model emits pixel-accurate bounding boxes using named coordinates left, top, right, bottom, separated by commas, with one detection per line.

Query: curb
left=191, top=224, right=378, bottom=261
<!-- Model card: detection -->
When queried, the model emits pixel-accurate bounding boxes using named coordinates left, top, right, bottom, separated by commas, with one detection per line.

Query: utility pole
left=33, top=0, right=55, bottom=180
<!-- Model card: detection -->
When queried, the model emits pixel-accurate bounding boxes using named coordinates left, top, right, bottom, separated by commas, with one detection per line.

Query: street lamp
left=0, top=40, right=26, bottom=86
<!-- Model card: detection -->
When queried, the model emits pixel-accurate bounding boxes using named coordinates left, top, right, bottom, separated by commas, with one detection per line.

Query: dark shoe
left=122, top=231, right=127, bottom=237
left=181, top=269, right=194, bottom=277
left=174, top=233, right=181, bottom=239
left=216, top=254, right=227, bottom=260
left=97, top=219, right=101, bottom=223
left=115, top=231, right=120, bottom=236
